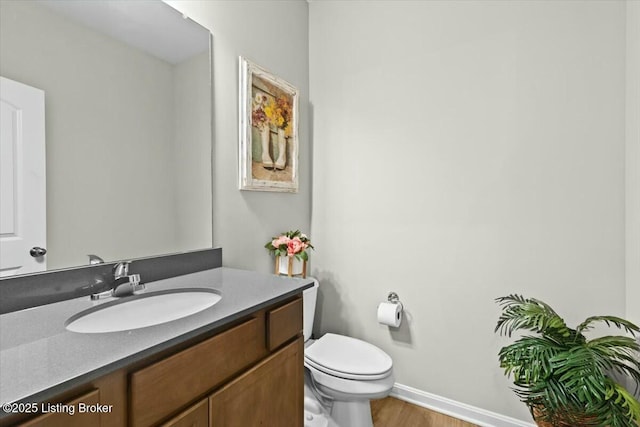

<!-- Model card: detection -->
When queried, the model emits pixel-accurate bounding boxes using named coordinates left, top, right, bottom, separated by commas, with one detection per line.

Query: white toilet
left=303, top=279, right=394, bottom=427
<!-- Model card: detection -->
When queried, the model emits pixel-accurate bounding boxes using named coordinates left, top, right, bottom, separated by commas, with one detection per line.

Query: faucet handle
left=113, top=261, right=131, bottom=278
left=129, top=274, right=145, bottom=293
left=111, top=274, right=145, bottom=297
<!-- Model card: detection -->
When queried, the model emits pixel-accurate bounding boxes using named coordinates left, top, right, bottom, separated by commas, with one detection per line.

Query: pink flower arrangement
left=265, top=230, right=313, bottom=261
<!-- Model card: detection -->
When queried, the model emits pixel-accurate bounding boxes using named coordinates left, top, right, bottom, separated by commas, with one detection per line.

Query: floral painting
left=239, top=57, right=299, bottom=192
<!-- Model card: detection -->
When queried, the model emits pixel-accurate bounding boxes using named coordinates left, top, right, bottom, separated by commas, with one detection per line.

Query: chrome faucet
left=90, top=261, right=145, bottom=300
left=113, top=261, right=131, bottom=280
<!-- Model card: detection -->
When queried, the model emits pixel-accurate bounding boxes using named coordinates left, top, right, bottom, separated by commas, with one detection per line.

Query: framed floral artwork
left=238, top=57, right=299, bottom=192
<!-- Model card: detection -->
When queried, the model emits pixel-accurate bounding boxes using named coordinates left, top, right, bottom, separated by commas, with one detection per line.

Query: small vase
left=275, top=255, right=306, bottom=277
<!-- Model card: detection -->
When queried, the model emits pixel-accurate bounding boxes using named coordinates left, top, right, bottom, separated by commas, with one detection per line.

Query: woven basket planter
left=532, top=406, right=598, bottom=427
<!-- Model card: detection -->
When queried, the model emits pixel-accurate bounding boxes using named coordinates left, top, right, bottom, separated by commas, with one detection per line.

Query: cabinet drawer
left=266, top=296, right=302, bottom=351
left=129, top=317, right=266, bottom=427
left=19, top=389, right=100, bottom=427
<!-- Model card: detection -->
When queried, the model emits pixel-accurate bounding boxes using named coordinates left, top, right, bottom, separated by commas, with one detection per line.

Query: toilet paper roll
left=377, top=302, right=402, bottom=327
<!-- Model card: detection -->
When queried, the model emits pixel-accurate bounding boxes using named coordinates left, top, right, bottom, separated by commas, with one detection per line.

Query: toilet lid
left=304, top=333, right=392, bottom=380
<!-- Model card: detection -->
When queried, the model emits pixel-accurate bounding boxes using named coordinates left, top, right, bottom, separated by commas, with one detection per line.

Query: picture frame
left=238, top=57, right=299, bottom=192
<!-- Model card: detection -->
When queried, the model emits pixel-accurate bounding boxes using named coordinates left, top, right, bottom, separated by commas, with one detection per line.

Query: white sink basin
left=65, top=288, right=222, bottom=333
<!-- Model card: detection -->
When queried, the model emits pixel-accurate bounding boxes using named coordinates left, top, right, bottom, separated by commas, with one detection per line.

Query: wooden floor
left=371, top=397, right=479, bottom=427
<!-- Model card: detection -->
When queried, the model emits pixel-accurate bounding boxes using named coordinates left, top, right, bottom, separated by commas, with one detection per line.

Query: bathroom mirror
left=0, top=0, right=213, bottom=275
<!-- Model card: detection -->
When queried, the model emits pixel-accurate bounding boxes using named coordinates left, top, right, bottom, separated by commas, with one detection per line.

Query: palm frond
left=588, top=336, right=640, bottom=393
left=577, top=316, right=640, bottom=337
left=588, top=381, right=640, bottom=427
left=549, top=347, right=609, bottom=404
left=495, top=295, right=573, bottom=339
left=516, top=376, right=584, bottom=415
left=498, top=336, right=564, bottom=384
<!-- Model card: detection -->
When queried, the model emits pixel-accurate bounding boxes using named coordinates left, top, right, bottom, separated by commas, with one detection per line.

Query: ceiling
left=37, top=0, right=209, bottom=64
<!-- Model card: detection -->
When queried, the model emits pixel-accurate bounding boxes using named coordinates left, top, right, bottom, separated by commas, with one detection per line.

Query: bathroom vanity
left=0, top=266, right=312, bottom=427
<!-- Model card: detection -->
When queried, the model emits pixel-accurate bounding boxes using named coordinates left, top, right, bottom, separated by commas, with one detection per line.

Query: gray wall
left=626, top=0, right=640, bottom=327
left=174, top=51, right=213, bottom=252
left=626, top=3, right=640, bottom=401
left=166, top=1, right=311, bottom=273
left=309, top=0, right=627, bottom=422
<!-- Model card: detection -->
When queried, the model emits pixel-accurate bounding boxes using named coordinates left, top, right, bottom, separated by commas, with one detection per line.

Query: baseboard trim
left=391, top=383, right=536, bottom=427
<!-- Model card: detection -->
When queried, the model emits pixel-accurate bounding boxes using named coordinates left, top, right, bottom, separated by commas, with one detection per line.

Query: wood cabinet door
left=209, top=337, right=303, bottom=427
left=18, top=390, right=100, bottom=427
left=160, top=399, right=208, bottom=427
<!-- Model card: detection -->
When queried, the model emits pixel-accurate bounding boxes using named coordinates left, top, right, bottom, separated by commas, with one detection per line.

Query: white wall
left=165, top=1, right=310, bottom=272
left=309, top=0, right=627, bottom=422
left=626, top=0, right=640, bottom=327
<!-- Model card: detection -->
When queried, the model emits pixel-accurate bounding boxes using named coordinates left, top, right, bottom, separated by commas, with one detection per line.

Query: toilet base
left=330, top=400, right=374, bottom=427
left=304, top=380, right=339, bottom=427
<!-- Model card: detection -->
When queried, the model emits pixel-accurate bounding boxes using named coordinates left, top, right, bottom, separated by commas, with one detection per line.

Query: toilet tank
left=303, top=278, right=319, bottom=341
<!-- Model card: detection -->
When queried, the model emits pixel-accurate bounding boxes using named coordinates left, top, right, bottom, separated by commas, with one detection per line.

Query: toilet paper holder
left=387, top=292, right=403, bottom=311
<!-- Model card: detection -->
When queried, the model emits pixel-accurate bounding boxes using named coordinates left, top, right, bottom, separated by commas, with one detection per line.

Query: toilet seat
left=304, top=333, right=393, bottom=380
left=306, top=362, right=395, bottom=401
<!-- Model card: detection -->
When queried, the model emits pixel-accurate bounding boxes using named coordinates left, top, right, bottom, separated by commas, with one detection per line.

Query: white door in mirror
left=0, top=76, right=46, bottom=276
left=65, top=289, right=222, bottom=333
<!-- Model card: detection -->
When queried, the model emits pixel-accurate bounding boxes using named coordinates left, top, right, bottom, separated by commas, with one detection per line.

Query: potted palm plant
left=495, top=295, right=640, bottom=427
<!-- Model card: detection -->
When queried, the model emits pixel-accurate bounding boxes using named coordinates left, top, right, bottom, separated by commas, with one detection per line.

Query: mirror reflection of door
left=0, top=76, right=46, bottom=276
